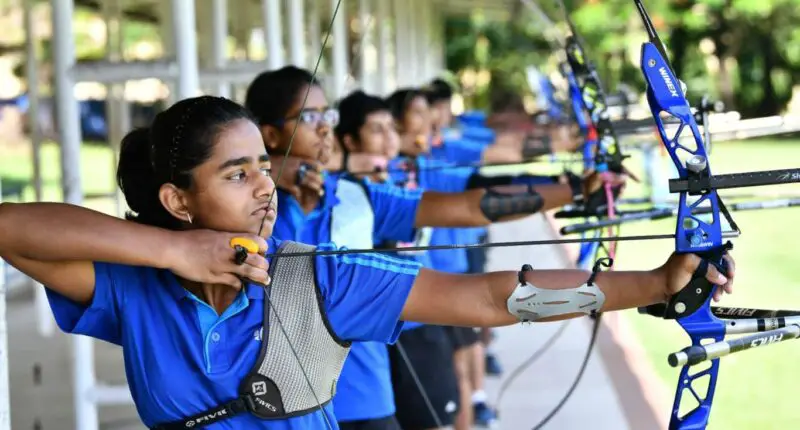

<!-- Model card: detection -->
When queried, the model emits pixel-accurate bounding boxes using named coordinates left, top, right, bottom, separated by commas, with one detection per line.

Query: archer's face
left=355, top=111, right=400, bottom=160
left=262, top=84, right=336, bottom=165
left=183, top=119, right=277, bottom=238
left=430, top=100, right=452, bottom=130
left=402, top=95, right=432, bottom=138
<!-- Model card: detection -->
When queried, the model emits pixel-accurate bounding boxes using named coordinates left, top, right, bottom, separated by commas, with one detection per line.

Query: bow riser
left=565, top=37, right=623, bottom=174
left=640, top=38, right=728, bottom=430
left=641, top=43, right=724, bottom=254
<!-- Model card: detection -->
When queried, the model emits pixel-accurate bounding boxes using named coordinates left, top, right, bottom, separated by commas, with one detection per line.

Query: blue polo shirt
left=45, top=236, right=421, bottom=429
left=430, top=131, right=487, bottom=164
left=272, top=174, right=422, bottom=423
left=272, top=174, right=421, bottom=246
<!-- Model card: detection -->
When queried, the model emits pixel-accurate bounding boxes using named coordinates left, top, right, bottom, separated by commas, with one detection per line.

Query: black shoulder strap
left=150, top=242, right=291, bottom=430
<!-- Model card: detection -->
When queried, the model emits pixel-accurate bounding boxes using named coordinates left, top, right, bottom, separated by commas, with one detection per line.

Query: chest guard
left=331, top=178, right=375, bottom=250
left=151, top=241, right=351, bottom=429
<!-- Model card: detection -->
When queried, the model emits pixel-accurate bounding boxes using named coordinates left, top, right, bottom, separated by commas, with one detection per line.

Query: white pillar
left=376, top=0, right=390, bottom=95
left=307, top=0, right=321, bottom=67
left=357, top=0, right=371, bottom=91
left=159, top=1, right=177, bottom=104
left=24, top=0, right=42, bottom=203
left=330, top=0, right=348, bottom=99
left=262, top=0, right=284, bottom=69
left=409, top=0, right=421, bottom=83
left=287, top=0, right=305, bottom=66
left=27, top=0, right=56, bottom=344
left=172, top=0, right=200, bottom=99
left=104, top=0, right=130, bottom=220
left=231, top=0, right=252, bottom=101
left=393, top=0, right=407, bottom=87
left=422, top=1, right=434, bottom=81
left=0, top=177, right=8, bottom=430
left=211, top=0, right=231, bottom=97
left=433, top=7, right=445, bottom=73
left=51, top=1, right=96, bottom=429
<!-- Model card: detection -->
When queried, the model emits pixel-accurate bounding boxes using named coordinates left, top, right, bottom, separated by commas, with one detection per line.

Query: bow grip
left=639, top=242, right=732, bottom=320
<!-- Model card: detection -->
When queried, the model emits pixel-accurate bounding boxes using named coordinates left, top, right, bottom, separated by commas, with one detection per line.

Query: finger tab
left=230, top=237, right=261, bottom=254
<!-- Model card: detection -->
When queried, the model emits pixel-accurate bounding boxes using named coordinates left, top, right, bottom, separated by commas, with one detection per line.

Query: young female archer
left=0, top=95, right=735, bottom=430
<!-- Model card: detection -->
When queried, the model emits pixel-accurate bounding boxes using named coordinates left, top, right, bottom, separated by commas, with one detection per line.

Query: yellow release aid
left=230, top=237, right=261, bottom=254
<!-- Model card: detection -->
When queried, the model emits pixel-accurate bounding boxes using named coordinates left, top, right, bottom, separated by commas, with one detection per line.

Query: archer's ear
left=342, top=134, right=359, bottom=153
left=260, top=125, right=282, bottom=152
left=159, top=183, right=192, bottom=224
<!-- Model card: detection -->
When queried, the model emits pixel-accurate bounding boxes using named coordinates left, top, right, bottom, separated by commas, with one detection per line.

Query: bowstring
left=253, top=2, right=342, bottom=428
left=517, top=0, right=625, bottom=427
left=491, top=0, right=590, bottom=415
left=252, top=3, right=444, bottom=427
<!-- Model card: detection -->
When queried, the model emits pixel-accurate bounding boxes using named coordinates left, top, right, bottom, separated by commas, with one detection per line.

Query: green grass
left=613, top=139, right=800, bottom=429
left=0, top=141, right=119, bottom=213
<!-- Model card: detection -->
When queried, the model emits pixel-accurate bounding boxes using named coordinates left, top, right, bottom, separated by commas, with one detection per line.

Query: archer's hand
left=269, top=155, right=325, bottom=198
left=582, top=170, right=627, bottom=213
left=551, top=125, right=583, bottom=153
left=658, top=253, right=735, bottom=302
left=168, top=230, right=271, bottom=289
left=346, top=153, right=388, bottom=174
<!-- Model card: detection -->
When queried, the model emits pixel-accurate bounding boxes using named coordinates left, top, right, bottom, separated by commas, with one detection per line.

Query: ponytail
left=115, top=96, right=256, bottom=230
left=116, top=127, right=180, bottom=229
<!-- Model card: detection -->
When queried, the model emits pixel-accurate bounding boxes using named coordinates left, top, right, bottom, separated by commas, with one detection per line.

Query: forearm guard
left=479, top=185, right=545, bottom=222
left=466, top=174, right=559, bottom=189
left=507, top=262, right=608, bottom=322
left=521, top=134, right=552, bottom=158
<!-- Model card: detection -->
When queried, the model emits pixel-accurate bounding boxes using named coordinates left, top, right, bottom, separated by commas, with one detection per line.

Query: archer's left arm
left=413, top=169, right=616, bottom=227
left=401, top=253, right=734, bottom=328
left=465, top=172, right=560, bottom=189
left=481, top=126, right=583, bottom=163
left=413, top=183, right=575, bottom=228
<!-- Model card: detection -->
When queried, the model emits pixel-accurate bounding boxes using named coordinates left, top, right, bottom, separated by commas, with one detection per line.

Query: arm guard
left=521, top=134, right=553, bottom=158
left=507, top=264, right=606, bottom=322
left=465, top=173, right=559, bottom=189
left=479, top=185, right=545, bottom=222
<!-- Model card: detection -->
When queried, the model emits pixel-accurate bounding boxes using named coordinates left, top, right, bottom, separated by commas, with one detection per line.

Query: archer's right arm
left=0, top=203, right=267, bottom=304
left=0, top=202, right=178, bottom=304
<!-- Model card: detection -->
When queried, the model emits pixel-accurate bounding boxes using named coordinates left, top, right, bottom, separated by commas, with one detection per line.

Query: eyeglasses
left=282, top=107, right=340, bottom=127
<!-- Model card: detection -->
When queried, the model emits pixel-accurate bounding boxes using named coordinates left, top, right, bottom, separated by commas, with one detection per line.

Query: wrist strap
left=521, top=134, right=552, bottom=158
left=564, top=171, right=583, bottom=204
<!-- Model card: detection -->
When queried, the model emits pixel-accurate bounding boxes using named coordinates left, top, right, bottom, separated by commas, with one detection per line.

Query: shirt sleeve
left=44, top=262, right=130, bottom=345
left=462, top=126, right=496, bottom=143
left=365, top=179, right=423, bottom=243
left=440, top=138, right=486, bottom=164
left=420, top=164, right=473, bottom=194
left=315, top=244, right=421, bottom=343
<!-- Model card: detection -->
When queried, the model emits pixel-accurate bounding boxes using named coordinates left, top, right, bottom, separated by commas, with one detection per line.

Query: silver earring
left=186, top=214, right=192, bottom=224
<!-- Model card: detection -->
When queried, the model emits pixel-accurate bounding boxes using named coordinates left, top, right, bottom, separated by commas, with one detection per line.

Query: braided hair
left=116, top=96, right=255, bottom=229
